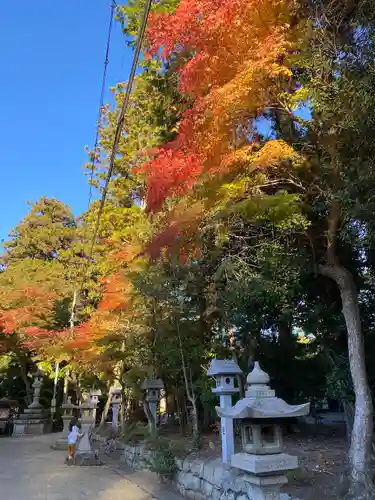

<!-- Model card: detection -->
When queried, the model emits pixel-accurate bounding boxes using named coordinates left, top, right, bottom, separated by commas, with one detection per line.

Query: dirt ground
left=161, top=422, right=349, bottom=500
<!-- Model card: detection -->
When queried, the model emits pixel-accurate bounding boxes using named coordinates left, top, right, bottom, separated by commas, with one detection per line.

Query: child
left=67, top=419, right=83, bottom=461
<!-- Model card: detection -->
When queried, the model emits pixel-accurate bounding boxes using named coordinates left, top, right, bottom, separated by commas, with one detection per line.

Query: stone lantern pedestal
left=216, top=362, right=310, bottom=500
left=142, top=379, right=164, bottom=431
left=74, top=397, right=102, bottom=466
left=13, top=370, right=49, bottom=436
left=111, top=388, right=122, bottom=434
left=208, top=359, right=243, bottom=464
left=52, top=396, right=77, bottom=450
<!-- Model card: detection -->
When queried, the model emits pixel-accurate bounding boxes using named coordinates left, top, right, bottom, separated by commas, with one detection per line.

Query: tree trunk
left=100, top=389, right=113, bottom=425
left=63, top=371, right=69, bottom=404
left=143, top=397, right=155, bottom=430
left=176, top=318, right=200, bottom=447
left=320, top=264, right=374, bottom=499
left=19, top=362, right=32, bottom=406
left=342, top=399, right=355, bottom=445
left=14, top=349, right=33, bottom=406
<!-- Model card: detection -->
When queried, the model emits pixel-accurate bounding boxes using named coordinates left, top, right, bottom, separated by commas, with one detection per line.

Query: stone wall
left=120, top=442, right=297, bottom=500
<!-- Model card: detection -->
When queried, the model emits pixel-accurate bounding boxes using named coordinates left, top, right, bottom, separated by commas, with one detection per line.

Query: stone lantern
left=216, top=362, right=310, bottom=500
left=76, top=397, right=97, bottom=455
left=89, top=388, right=102, bottom=423
left=53, top=396, right=77, bottom=450
left=111, top=388, right=122, bottom=434
left=13, top=370, right=48, bottom=436
left=141, top=378, right=164, bottom=430
left=29, top=369, right=44, bottom=409
left=208, top=359, right=243, bottom=464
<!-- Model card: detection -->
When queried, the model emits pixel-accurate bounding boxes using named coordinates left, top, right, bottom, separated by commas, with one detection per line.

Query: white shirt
left=68, top=425, right=82, bottom=445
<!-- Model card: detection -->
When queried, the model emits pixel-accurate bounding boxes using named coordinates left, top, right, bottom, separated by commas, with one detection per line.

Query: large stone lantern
left=216, top=362, right=310, bottom=500
left=208, top=359, right=243, bottom=464
left=13, top=370, right=49, bottom=436
left=142, top=378, right=164, bottom=430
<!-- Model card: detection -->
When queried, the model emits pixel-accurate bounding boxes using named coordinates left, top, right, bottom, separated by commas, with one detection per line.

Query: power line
left=88, top=0, right=153, bottom=260
left=87, top=0, right=116, bottom=211
left=69, top=0, right=116, bottom=326
left=77, top=0, right=154, bottom=296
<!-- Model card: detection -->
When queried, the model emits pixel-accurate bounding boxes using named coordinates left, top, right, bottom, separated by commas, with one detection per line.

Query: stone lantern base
left=67, top=451, right=103, bottom=466
left=244, top=474, right=288, bottom=500
left=231, top=452, right=298, bottom=500
left=13, top=408, right=50, bottom=436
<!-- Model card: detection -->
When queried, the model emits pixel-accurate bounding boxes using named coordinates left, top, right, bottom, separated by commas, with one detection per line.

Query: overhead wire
left=69, top=0, right=116, bottom=326
left=76, top=0, right=154, bottom=299
left=87, top=0, right=153, bottom=262
left=87, top=0, right=116, bottom=211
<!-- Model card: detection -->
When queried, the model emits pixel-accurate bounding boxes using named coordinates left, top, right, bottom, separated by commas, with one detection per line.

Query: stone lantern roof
left=216, top=362, right=310, bottom=420
left=207, top=359, right=243, bottom=376
left=89, top=388, right=102, bottom=398
left=0, top=397, right=17, bottom=408
left=141, top=379, right=164, bottom=391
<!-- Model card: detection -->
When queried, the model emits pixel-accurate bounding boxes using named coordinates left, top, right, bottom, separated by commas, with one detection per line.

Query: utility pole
left=50, top=290, right=77, bottom=418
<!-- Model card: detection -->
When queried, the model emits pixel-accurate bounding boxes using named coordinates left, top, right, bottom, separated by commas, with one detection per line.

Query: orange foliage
left=99, top=273, right=132, bottom=312
left=142, top=0, right=294, bottom=212
left=0, top=287, right=57, bottom=335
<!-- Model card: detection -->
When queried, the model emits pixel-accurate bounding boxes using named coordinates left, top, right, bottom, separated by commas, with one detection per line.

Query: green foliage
left=326, top=353, right=354, bottom=403
left=121, top=421, right=149, bottom=444
left=143, top=434, right=177, bottom=481
left=116, top=0, right=179, bottom=49
left=1, top=196, right=76, bottom=265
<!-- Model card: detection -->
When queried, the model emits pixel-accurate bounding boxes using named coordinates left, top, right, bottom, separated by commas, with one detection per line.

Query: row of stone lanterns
left=13, top=359, right=310, bottom=498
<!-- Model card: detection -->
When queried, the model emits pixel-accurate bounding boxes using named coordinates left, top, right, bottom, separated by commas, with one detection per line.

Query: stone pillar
left=141, top=379, right=164, bottom=431
left=216, top=361, right=311, bottom=500
left=62, top=372, right=69, bottom=404
left=111, top=388, right=122, bottom=434
left=50, top=361, right=59, bottom=417
left=208, top=359, right=243, bottom=464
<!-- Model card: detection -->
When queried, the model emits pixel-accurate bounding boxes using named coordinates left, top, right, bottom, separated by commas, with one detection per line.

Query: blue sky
left=0, top=1, right=131, bottom=242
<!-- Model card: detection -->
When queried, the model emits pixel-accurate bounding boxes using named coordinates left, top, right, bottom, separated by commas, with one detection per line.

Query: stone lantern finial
left=246, top=361, right=270, bottom=386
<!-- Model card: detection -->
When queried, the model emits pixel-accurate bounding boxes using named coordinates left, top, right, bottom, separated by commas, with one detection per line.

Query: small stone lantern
left=53, top=396, right=77, bottom=450
left=208, top=359, right=243, bottom=464
left=111, top=388, right=122, bottom=433
left=89, top=388, right=102, bottom=423
left=61, top=396, right=75, bottom=436
left=141, top=379, right=164, bottom=430
left=216, top=362, right=310, bottom=500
